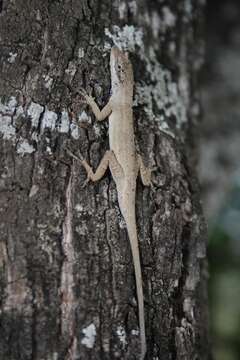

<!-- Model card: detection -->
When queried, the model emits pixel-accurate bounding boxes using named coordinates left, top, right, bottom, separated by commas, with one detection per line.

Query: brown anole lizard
left=68, top=46, right=151, bottom=359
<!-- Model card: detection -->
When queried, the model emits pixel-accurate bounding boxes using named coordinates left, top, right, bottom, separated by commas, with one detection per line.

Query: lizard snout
left=111, top=46, right=120, bottom=57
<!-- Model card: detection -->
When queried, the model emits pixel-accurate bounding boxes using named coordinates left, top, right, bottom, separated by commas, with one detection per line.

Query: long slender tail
left=124, top=206, right=146, bottom=360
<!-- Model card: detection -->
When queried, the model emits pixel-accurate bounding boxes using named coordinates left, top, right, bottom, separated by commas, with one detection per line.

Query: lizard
left=68, top=46, right=151, bottom=359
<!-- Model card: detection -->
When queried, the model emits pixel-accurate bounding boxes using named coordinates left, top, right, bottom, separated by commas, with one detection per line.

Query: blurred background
left=199, top=0, right=240, bottom=359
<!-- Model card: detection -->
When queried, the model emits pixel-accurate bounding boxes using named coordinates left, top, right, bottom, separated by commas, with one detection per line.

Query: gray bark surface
left=0, top=1, right=209, bottom=359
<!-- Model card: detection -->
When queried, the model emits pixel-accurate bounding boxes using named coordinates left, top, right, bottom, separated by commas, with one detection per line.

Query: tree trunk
left=0, top=1, right=209, bottom=359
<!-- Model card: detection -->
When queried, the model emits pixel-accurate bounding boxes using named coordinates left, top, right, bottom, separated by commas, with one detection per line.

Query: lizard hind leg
left=81, top=150, right=123, bottom=184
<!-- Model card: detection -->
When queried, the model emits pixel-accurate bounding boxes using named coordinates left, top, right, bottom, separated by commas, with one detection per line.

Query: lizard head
left=110, top=46, right=133, bottom=91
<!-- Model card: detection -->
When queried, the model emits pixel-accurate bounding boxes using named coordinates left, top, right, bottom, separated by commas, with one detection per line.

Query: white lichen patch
left=104, top=26, right=187, bottom=135
left=59, top=110, right=70, bottom=133
left=0, top=115, right=16, bottom=140
left=0, top=96, right=18, bottom=115
left=15, top=105, right=24, bottom=118
left=36, top=9, right=41, bottom=21
left=131, top=329, right=139, bottom=336
left=0, top=97, right=80, bottom=154
left=105, top=25, right=143, bottom=52
left=17, top=140, right=35, bottom=155
left=41, top=109, right=57, bottom=131
left=116, top=326, right=127, bottom=347
left=78, top=47, right=85, bottom=59
left=81, top=323, right=96, bottom=349
left=75, top=203, right=83, bottom=212
left=43, top=74, right=53, bottom=90
left=8, top=52, right=18, bottom=64
left=27, top=101, right=44, bottom=127
left=183, top=297, right=194, bottom=320
left=46, top=146, right=52, bottom=155
left=173, top=279, right=179, bottom=288
left=70, top=123, right=79, bottom=139
left=134, top=47, right=187, bottom=135
left=118, top=215, right=127, bottom=229
left=78, top=110, right=91, bottom=125
left=29, top=184, right=39, bottom=198
left=93, top=123, right=102, bottom=137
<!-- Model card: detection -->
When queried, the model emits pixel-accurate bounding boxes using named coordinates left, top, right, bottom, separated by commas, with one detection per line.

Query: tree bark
left=0, top=1, right=209, bottom=359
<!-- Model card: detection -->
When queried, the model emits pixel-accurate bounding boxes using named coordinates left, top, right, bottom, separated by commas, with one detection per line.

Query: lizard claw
left=65, top=147, right=92, bottom=187
left=79, top=87, right=88, bottom=98
left=65, top=147, right=84, bottom=162
left=79, top=87, right=93, bottom=98
left=147, top=167, right=158, bottom=189
left=151, top=166, right=158, bottom=173
left=79, top=87, right=95, bottom=106
left=82, top=176, right=90, bottom=188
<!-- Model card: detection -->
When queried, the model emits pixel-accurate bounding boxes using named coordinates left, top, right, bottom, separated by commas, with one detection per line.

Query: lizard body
left=72, top=47, right=151, bottom=359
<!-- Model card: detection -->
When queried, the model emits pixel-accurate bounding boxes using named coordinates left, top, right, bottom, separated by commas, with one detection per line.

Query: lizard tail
left=124, top=210, right=146, bottom=360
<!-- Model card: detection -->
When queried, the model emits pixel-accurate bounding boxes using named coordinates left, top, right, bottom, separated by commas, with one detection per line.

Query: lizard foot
left=65, top=148, right=84, bottom=162
left=79, top=87, right=96, bottom=107
left=79, top=87, right=88, bottom=98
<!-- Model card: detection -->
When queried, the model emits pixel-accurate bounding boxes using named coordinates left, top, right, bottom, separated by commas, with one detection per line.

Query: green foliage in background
left=208, top=186, right=240, bottom=360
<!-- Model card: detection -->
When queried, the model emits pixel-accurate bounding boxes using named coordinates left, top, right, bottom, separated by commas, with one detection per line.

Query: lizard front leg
left=80, top=89, right=112, bottom=121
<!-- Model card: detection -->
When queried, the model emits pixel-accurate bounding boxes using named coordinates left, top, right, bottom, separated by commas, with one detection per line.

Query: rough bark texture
left=0, top=1, right=209, bottom=359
